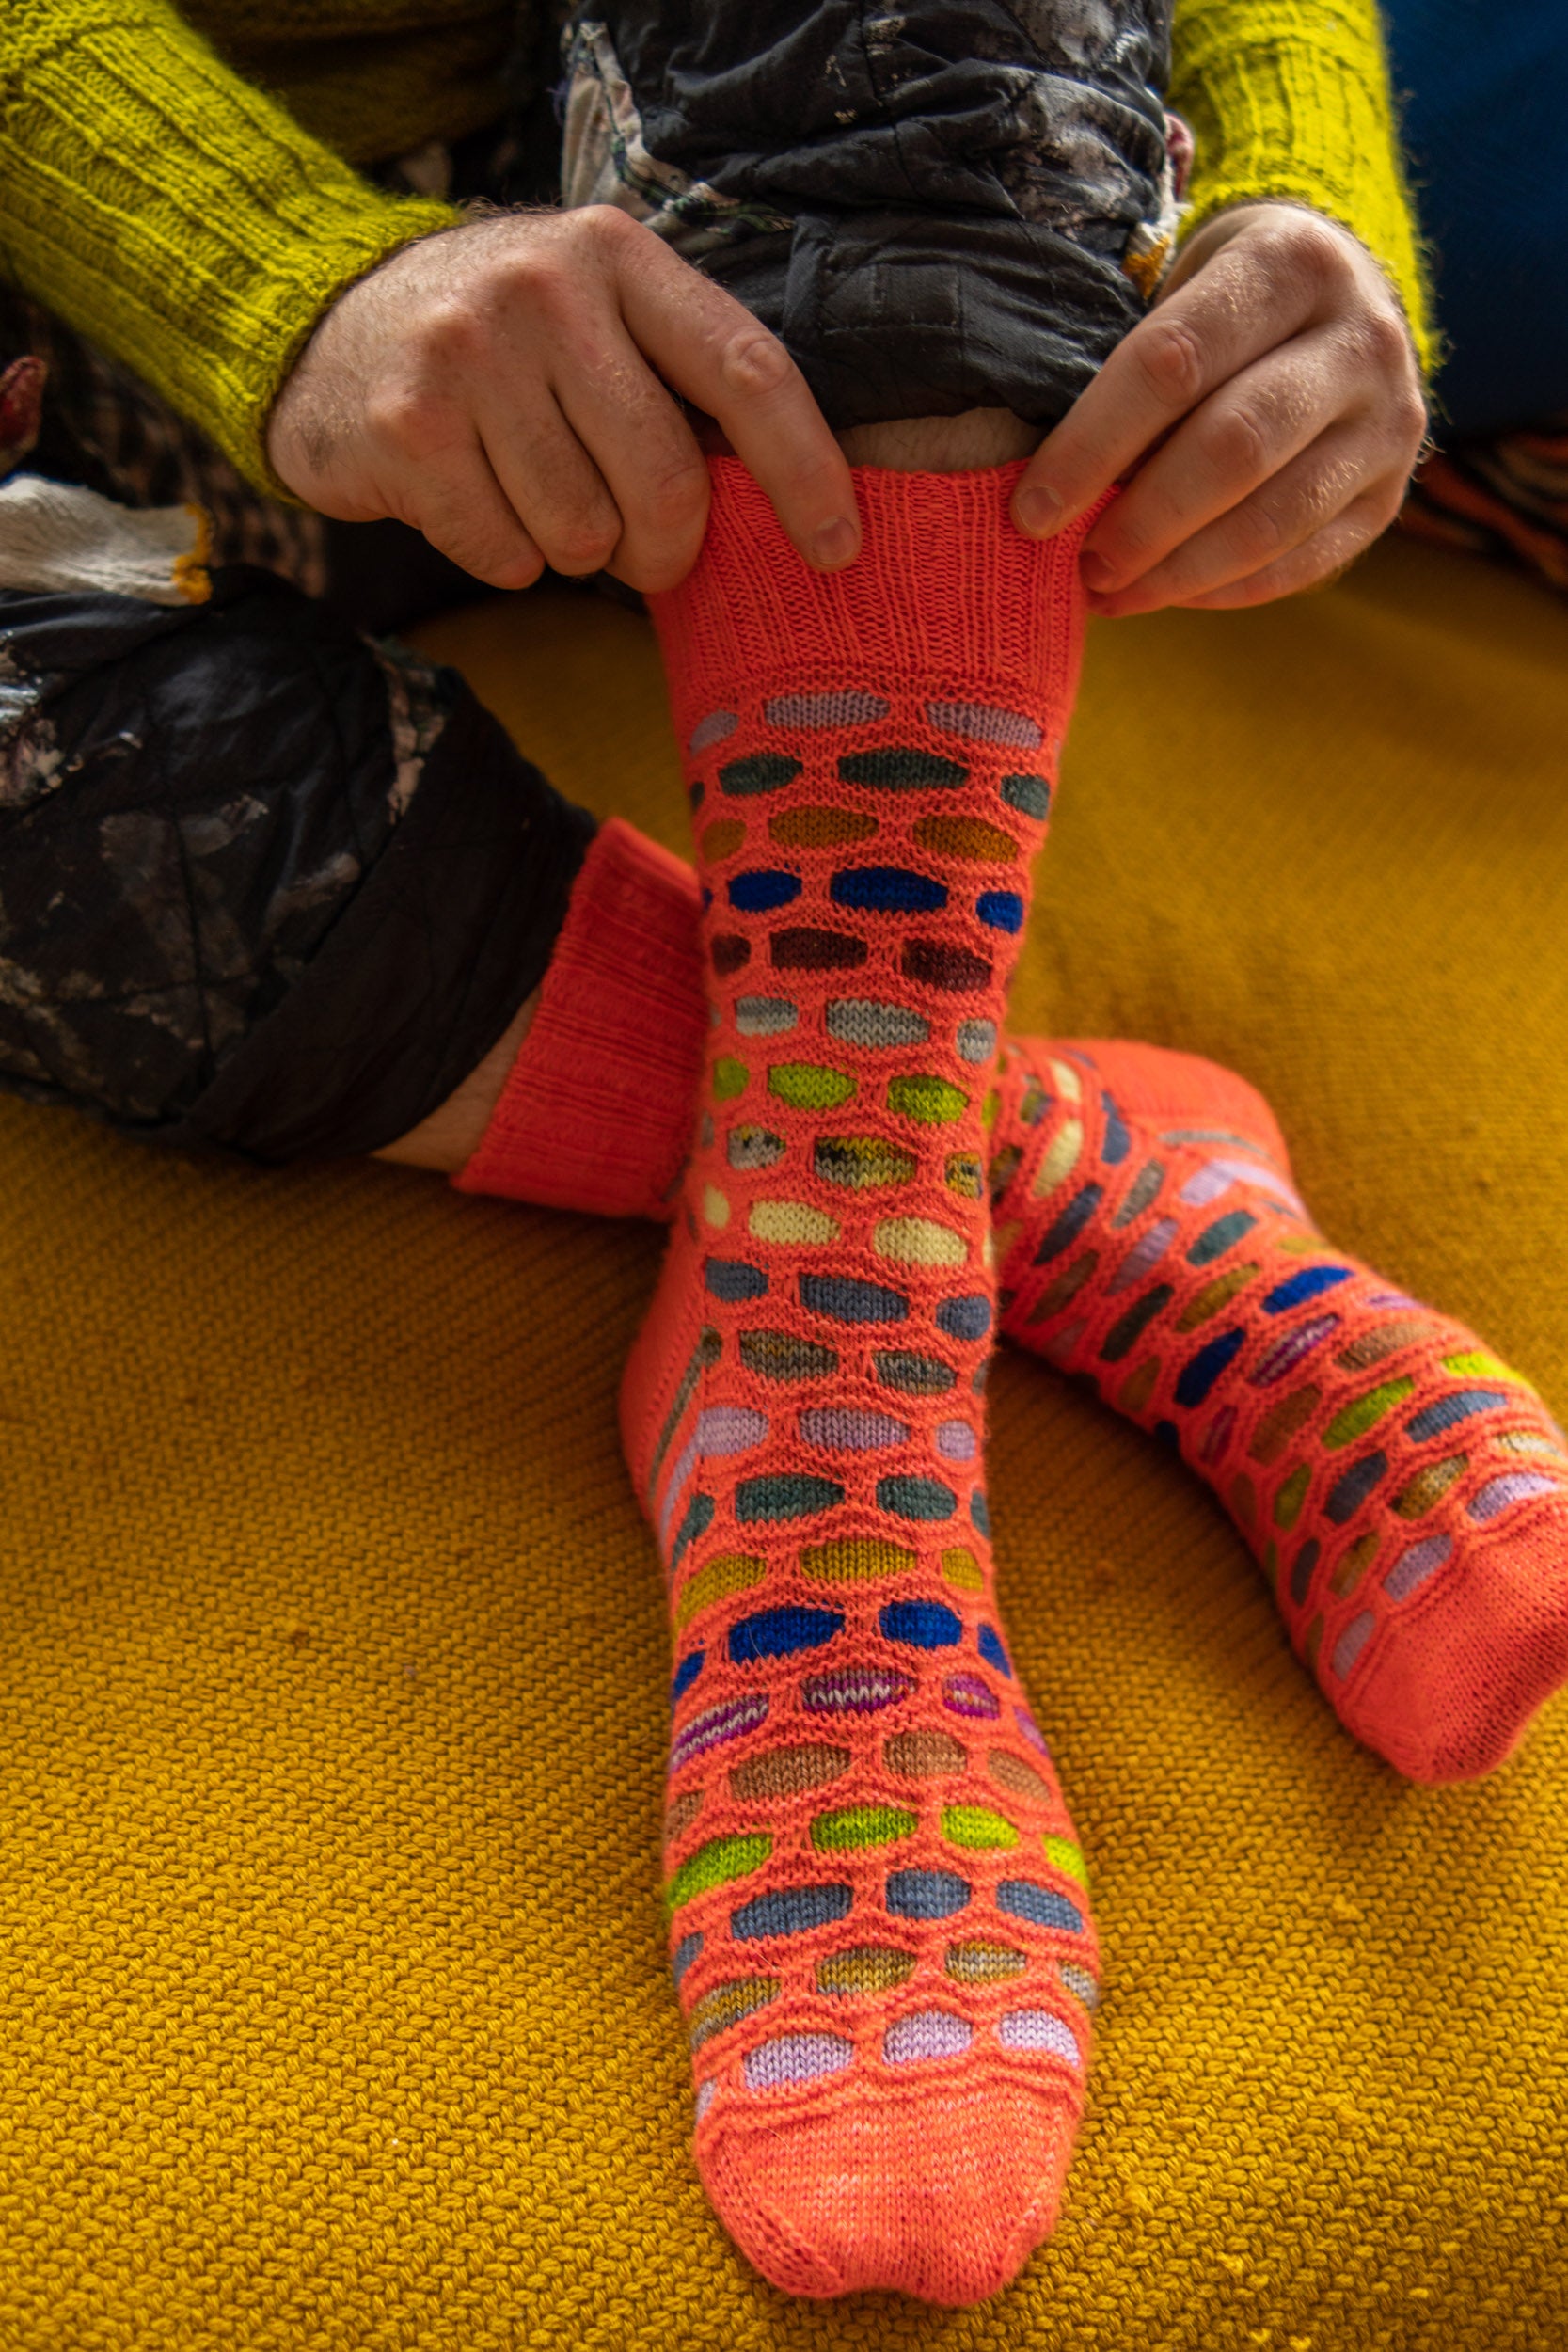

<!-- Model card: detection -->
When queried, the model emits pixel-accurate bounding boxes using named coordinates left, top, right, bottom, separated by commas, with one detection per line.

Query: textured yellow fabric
left=2, top=535, right=1566, bottom=2347
left=1172, top=0, right=1434, bottom=371
left=1, top=1, right=1426, bottom=496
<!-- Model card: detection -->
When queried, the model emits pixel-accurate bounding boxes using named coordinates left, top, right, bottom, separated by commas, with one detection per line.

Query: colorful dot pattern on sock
left=652, top=694, right=1094, bottom=2079
left=993, top=1039, right=1568, bottom=1782
left=622, top=461, right=1101, bottom=2300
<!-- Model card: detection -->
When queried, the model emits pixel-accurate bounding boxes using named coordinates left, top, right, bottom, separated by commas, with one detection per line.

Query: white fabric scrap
left=0, top=474, right=210, bottom=605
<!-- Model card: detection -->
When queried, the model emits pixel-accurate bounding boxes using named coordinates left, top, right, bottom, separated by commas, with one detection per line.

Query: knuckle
left=1400, top=389, right=1431, bottom=451
left=1133, top=317, right=1208, bottom=409
left=616, top=545, right=692, bottom=595
left=577, top=202, right=640, bottom=253
left=1208, top=399, right=1273, bottom=482
left=1229, top=496, right=1288, bottom=568
left=542, top=515, right=621, bottom=575
left=1368, top=477, right=1406, bottom=534
left=1270, top=209, right=1354, bottom=295
left=640, top=460, right=708, bottom=540
left=365, top=384, right=450, bottom=462
left=488, top=544, right=546, bottom=591
left=436, top=518, right=541, bottom=589
left=1359, top=303, right=1415, bottom=376
left=499, top=250, right=574, bottom=322
left=414, top=296, right=486, bottom=367
left=717, top=326, right=794, bottom=402
left=1096, top=512, right=1156, bottom=575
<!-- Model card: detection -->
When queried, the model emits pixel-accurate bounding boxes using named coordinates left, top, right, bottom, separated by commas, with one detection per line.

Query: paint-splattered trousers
left=0, top=1, right=1172, bottom=1161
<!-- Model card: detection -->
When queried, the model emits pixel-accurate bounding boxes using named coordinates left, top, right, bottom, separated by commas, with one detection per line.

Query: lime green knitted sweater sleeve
left=1172, top=0, right=1435, bottom=373
left=0, top=1, right=460, bottom=490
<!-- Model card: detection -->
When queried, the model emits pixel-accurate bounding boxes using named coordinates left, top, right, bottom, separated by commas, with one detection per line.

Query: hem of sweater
left=1171, top=12, right=1433, bottom=375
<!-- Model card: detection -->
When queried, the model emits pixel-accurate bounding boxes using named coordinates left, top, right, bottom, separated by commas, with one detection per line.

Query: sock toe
left=701, top=2075, right=1077, bottom=2304
left=1344, top=1510, right=1568, bottom=1781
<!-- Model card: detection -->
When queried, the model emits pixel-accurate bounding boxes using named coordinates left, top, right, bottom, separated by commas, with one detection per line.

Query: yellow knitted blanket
left=2, top=530, right=1563, bottom=2346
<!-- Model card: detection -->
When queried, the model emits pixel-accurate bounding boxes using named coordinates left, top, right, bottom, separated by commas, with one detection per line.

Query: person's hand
left=267, top=206, right=861, bottom=593
left=1011, top=202, right=1429, bottom=612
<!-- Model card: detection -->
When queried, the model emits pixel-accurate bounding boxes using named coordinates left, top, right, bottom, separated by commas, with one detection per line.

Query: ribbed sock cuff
left=649, top=458, right=1097, bottom=767
left=452, top=818, right=705, bottom=1221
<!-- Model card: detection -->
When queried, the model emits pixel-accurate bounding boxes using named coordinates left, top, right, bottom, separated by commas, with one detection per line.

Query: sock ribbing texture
left=453, top=817, right=705, bottom=1220
left=621, top=458, right=1099, bottom=2304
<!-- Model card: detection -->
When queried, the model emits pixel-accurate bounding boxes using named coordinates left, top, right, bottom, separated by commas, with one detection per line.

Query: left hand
left=1011, top=202, right=1429, bottom=612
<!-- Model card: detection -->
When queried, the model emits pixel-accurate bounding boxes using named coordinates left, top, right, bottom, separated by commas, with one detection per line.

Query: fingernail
left=813, top=515, right=859, bottom=568
left=1080, top=551, right=1115, bottom=592
left=1015, top=485, right=1064, bottom=537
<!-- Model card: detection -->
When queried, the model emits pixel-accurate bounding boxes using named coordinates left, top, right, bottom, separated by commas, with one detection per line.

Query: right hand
left=266, top=206, right=862, bottom=593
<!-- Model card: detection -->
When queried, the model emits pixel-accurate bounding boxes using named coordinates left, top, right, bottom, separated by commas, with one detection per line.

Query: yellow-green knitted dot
left=1042, top=1834, right=1089, bottom=1887
left=702, top=1184, right=730, bottom=1228
left=674, top=1553, right=767, bottom=1632
left=888, top=1074, right=968, bottom=1124
left=942, top=1805, right=1019, bottom=1851
left=667, top=1833, right=772, bottom=1915
left=1444, top=1348, right=1532, bottom=1391
left=769, top=1063, right=856, bottom=1110
left=1323, top=1376, right=1416, bottom=1448
left=1274, top=1463, right=1310, bottom=1531
left=811, top=1805, right=917, bottom=1851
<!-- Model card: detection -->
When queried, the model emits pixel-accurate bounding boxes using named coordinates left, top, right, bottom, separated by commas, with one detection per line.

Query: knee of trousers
left=0, top=568, right=595, bottom=1162
left=559, top=0, right=1175, bottom=429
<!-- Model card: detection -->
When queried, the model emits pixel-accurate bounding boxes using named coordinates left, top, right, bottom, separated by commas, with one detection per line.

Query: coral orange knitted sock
left=452, top=817, right=705, bottom=1219
left=623, top=458, right=1099, bottom=2304
left=991, top=1039, right=1568, bottom=1783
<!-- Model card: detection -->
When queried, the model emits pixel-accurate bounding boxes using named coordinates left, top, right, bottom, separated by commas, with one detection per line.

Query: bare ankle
left=834, top=407, right=1040, bottom=472
left=375, top=986, right=540, bottom=1172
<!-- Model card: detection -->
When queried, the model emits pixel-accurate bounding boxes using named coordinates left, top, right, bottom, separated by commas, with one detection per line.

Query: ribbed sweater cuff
left=1171, top=5, right=1434, bottom=375
left=3, top=9, right=460, bottom=492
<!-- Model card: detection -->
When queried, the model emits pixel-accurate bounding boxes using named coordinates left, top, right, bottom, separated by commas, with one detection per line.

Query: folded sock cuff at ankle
left=452, top=818, right=705, bottom=1221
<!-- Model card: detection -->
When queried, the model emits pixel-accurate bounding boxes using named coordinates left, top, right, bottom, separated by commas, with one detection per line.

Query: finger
left=384, top=432, right=546, bottom=589
left=1078, top=330, right=1350, bottom=595
left=544, top=325, right=713, bottom=591
left=476, top=382, right=627, bottom=579
left=609, top=218, right=861, bottom=571
left=1133, top=485, right=1401, bottom=613
left=1012, top=211, right=1353, bottom=538
left=1085, top=424, right=1389, bottom=616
